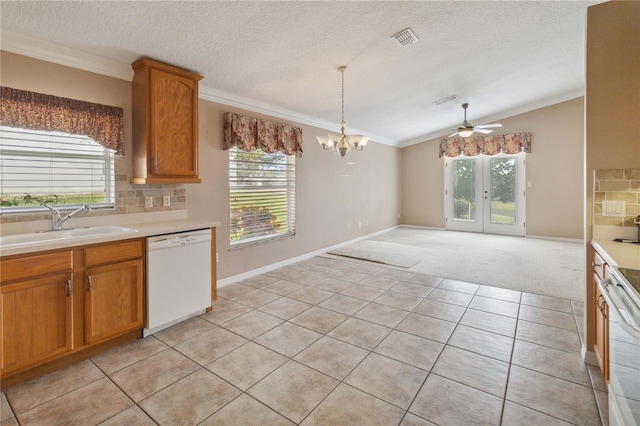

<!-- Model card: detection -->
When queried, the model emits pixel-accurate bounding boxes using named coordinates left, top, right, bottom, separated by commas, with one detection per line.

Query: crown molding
left=1, top=30, right=399, bottom=147
left=1, top=30, right=134, bottom=81
left=199, top=86, right=398, bottom=147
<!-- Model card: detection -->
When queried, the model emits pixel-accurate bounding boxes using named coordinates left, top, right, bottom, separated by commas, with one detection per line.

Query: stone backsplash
left=594, top=168, right=640, bottom=226
left=0, top=173, right=186, bottom=224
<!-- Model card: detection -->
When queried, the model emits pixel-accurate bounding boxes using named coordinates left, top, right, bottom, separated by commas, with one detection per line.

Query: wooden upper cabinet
left=131, top=58, right=203, bottom=184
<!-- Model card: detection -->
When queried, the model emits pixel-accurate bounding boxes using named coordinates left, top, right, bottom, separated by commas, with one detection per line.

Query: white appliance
left=144, top=229, right=212, bottom=336
left=600, top=265, right=640, bottom=426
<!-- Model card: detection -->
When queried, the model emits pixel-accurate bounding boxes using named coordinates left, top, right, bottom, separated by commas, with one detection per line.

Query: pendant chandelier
left=317, top=66, right=369, bottom=159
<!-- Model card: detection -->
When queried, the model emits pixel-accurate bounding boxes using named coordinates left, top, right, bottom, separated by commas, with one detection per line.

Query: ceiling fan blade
left=448, top=131, right=459, bottom=137
left=475, top=123, right=502, bottom=129
left=474, top=128, right=493, bottom=134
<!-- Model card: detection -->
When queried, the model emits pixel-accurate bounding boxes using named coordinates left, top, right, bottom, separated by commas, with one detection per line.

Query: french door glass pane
left=453, top=159, right=476, bottom=221
left=489, top=158, right=516, bottom=225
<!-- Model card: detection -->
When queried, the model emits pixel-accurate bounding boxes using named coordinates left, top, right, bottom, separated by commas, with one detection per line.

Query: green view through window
left=229, top=147, right=295, bottom=246
left=0, top=126, right=115, bottom=213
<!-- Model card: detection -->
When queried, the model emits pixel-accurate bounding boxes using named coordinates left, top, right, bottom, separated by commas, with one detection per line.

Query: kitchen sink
left=1, top=226, right=136, bottom=246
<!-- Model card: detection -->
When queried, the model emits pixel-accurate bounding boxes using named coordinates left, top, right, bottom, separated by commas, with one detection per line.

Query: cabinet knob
left=592, top=262, right=597, bottom=268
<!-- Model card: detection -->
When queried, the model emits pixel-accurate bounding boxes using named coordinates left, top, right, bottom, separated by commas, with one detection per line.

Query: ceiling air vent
left=392, top=28, right=418, bottom=46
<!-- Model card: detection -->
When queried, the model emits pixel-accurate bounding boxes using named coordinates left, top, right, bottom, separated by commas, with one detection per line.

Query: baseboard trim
left=526, top=234, right=584, bottom=244
left=217, top=226, right=399, bottom=287
left=582, top=345, right=598, bottom=366
left=398, top=224, right=446, bottom=231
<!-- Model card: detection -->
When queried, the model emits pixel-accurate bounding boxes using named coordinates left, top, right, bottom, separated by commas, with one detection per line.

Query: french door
left=445, top=154, right=525, bottom=236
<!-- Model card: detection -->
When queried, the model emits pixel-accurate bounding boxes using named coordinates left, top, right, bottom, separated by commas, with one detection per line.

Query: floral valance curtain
left=223, top=112, right=303, bottom=157
left=0, top=87, right=125, bottom=155
left=439, top=133, right=532, bottom=158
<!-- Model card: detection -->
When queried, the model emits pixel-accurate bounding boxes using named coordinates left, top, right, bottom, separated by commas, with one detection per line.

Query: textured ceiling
left=0, top=1, right=600, bottom=147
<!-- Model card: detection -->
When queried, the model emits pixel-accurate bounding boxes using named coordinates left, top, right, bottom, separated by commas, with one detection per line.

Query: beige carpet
left=328, top=242, right=421, bottom=268
left=332, top=227, right=584, bottom=300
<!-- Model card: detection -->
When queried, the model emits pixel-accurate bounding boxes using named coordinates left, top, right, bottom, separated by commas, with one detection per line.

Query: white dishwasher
left=144, top=228, right=212, bottom=337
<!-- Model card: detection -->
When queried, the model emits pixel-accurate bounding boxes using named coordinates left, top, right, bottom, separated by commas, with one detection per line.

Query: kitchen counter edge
left=0, top=219, right=221, bottom=257
left=592, top=239, right=640, bottom=270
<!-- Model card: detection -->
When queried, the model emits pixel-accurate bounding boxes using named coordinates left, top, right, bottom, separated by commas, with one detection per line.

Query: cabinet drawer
left=85, top=239, right=143, bottom=267
left=593, top=250, right=606, bottom=280
left=1, top=251, right=73, bottom=283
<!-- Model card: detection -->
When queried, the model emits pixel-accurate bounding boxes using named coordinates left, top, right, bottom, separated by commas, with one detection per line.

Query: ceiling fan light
left=458, top=128, right=474, bottom=138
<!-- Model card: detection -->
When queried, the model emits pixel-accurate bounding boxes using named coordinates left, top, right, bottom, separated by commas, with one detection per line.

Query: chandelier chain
left=341, top=68, right=345, bottom=124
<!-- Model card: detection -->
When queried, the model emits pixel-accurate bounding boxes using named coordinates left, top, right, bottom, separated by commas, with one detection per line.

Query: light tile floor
left=1, top=255, right=607, bottom=426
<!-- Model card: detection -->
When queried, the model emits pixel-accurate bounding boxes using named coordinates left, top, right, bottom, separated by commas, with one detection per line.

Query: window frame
left=0, top=126, right=116, bottom=215
left=228, top=147, right=296, bottom=248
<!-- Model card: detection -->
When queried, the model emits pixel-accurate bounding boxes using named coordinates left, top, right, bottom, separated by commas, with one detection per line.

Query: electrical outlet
left=358, top=221, right=362, bottom=228
left=144, top=197, right=153, bottom=208
left=163, top=195, right=171, bottom=207
left=365, top=219, right=368, bottom=227
left=602, top=200, right=626, bottom=217
left=347, top=223, right=350, bottom=231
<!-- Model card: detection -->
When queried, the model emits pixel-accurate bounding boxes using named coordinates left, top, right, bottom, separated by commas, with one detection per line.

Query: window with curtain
left=0, top=126, right=115, bottom=212
left=0, top=87, right=124, bottom=214
left=229, top=147, right=296, bottom=246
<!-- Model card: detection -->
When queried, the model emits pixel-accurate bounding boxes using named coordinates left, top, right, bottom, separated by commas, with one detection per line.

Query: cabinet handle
left=596, top=294, right=604, bottom=310
left=596, top=295, right=607, bottom=318
left=66, top=279, right=72, bottom=297
left=87, top=275, right=93, bottom=292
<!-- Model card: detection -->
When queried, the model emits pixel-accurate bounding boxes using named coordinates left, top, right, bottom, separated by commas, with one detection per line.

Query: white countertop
left=592, top=239, right=640, bottom=270
left=0, top=218, right=221, bottom=257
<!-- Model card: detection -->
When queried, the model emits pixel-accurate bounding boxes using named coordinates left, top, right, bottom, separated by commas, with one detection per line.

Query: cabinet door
left=1, top=273, right=73, bottom=374
left=593, top=277, right=609, bottom=381
left=149, top=68, right=198, bottom=178
left=84, top=259, right=143, bottom=344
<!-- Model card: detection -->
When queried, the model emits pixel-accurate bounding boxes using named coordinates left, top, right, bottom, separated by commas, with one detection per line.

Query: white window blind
left=0, top=126, right=115, bottom=213
left=229, top=147, right=295, bottom=246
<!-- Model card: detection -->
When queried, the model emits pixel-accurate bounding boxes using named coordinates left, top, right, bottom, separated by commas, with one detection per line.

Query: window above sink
left=0, top=126, right=115, bottom=214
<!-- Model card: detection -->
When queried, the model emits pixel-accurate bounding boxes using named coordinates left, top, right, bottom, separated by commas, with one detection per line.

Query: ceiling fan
left=449, top=103, right=502, bottom=138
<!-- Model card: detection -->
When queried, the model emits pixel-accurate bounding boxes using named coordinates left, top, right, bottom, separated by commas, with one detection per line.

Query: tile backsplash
left=0, top=173, right=186, bottom=224
left=594, top=168, right=640, bottom=226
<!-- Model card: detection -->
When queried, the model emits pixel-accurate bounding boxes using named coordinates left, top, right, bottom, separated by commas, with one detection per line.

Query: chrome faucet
left=42, top=204, right=93, bottom=231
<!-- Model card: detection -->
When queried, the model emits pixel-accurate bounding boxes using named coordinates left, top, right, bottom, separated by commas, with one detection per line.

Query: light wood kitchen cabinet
left=131, top=58, right=203, bottom=184
left=84, top=240, right=144, bottom=344
left=1, top=251, right=74, bottom=376
left=592, top=248, right=609, bottom=381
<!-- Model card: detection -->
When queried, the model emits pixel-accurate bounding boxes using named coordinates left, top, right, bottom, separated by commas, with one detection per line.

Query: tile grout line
left=499, top=291, right=522, bottom=425
left=3, top=257, right=597, bottom=426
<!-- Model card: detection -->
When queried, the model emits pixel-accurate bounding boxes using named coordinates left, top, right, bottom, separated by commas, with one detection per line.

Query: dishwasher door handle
left=149, top=232, right=211, bottom=250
